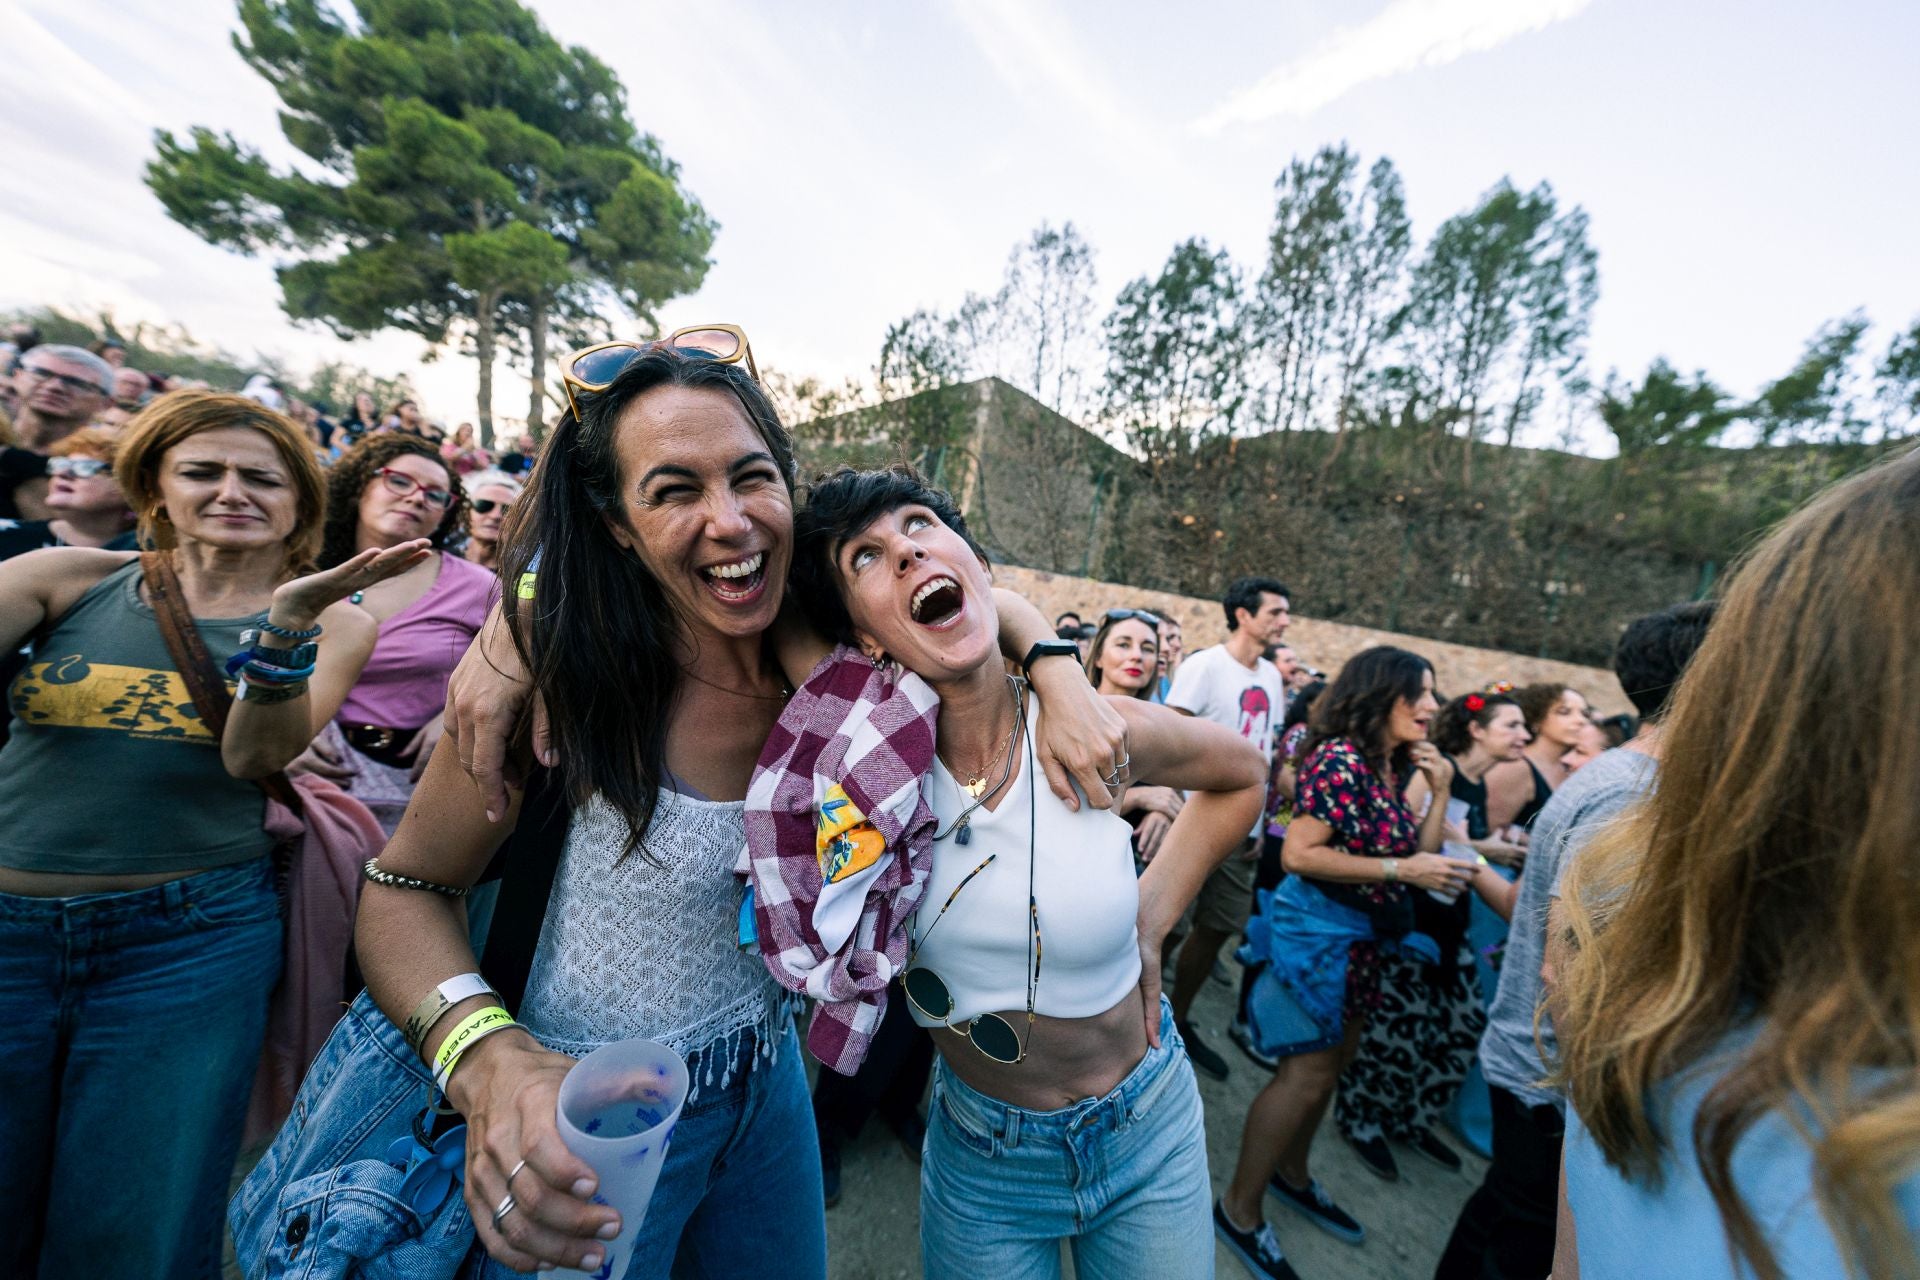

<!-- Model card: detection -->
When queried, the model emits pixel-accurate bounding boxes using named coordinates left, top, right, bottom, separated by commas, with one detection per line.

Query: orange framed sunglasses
left=559, top=324, right=758, bottom=420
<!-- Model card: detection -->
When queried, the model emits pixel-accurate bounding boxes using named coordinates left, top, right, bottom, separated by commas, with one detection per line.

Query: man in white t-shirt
left=1164, top=576, right=1289, bottom=1080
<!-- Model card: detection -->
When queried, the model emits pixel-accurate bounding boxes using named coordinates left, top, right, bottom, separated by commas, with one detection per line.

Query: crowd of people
left=0, top=319, right=1914, bottom=1280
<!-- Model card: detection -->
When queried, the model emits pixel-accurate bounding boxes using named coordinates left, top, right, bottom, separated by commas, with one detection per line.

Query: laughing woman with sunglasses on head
left=356, top=333, right=1129, bottom=1279
left=789, top=466, right=1267, bottom=1280
left=308, top=434, right=491, bottom=832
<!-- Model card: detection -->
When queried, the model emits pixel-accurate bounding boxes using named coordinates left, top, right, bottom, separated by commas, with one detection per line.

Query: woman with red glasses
left=307, top=434, right=492, bottom=834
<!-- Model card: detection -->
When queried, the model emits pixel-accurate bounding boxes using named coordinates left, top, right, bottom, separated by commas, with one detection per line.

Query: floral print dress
left=1293, top=735, right=1420, bottom=1016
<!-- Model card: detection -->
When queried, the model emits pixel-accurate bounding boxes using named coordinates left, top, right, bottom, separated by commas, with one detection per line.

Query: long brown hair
left=1082, top=613, right=1158, bottom=700
left=1554, top=446, right=1920, bottom=1280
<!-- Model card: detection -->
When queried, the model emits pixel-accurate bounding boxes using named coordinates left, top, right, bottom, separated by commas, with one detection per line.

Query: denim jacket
left=230, top=990, right=478, bottom=1279
left=1240, top=876, right=1440, bottom=1057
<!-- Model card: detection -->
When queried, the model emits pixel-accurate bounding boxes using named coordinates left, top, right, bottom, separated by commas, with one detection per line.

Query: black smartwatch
left=1021, top=638, right=1082, bottom=674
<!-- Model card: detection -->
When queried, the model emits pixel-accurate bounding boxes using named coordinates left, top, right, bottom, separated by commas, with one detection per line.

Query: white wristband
left=403, top=971, right=500, bottom=1058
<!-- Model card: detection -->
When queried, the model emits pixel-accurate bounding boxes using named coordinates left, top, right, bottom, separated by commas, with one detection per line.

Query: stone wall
left=995, top=563, right=1630, bottom=716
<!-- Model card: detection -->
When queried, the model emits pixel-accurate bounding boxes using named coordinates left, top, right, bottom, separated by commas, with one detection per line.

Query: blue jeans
left=0, top=858, right=282, bottom=1280
left=920, top=999, right=1213, bottom=1280
left=472, top=1023, right=827, bottom=1280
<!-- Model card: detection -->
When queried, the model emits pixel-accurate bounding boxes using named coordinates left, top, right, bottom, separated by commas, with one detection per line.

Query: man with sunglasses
left=2, top=345, right=114, bottom=521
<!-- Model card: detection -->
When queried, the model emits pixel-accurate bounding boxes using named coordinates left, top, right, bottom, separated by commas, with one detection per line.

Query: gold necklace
left=940, top=691, right=1019, bottom=798
left=679, top=665, right=792, bottom=701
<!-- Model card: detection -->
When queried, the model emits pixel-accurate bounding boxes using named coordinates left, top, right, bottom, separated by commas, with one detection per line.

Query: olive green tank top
left=0, top=560, right=274, bottom=874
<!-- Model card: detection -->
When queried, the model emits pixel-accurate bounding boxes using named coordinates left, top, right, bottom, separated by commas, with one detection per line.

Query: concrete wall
left=995, top=562, right=1630, bottom=716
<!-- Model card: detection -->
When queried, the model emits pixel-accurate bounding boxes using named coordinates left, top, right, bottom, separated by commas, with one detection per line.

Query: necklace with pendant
left=933, top=676, right=1026, bottom=846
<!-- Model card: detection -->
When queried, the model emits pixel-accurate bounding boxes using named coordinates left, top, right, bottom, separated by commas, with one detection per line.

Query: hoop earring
left=870, top=652, right=887, bottom=670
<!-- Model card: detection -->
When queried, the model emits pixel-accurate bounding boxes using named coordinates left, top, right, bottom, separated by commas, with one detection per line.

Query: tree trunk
left=474, top=289, right=499, bottom=443
left=528, top=292, right=549, bottom=436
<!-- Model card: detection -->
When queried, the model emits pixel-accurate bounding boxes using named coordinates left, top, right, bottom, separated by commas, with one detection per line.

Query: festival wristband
left=433, top=1007, right=519, bottom=1094
left=405, top=973, right=500, bottom=1058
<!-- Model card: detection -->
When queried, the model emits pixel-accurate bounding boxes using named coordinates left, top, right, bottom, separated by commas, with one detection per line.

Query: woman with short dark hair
left=789, top=464, right=1267, bottom=1279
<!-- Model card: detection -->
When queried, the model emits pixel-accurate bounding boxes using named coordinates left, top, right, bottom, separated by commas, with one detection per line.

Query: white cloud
left=1195, top=0, right=1596, bottom=131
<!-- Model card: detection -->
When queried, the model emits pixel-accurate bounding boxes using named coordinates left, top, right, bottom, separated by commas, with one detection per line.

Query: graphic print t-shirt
left=1166, top=643, right=1286, bottom=837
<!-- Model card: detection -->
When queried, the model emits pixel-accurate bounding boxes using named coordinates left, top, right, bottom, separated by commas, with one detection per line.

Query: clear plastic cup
left=1428, top=840, right=1480, bottom=904
left=552, top=1038, right=690, bottom=1280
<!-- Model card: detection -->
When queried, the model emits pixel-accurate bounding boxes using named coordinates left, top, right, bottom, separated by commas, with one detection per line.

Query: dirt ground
left=820, top=956, right=1483, bottom=1280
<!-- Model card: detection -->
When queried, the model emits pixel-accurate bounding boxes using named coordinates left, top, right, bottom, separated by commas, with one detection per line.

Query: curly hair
left=321, top=433, right=466, bottom=568
left=1510, top=682, right=1570, bottom=735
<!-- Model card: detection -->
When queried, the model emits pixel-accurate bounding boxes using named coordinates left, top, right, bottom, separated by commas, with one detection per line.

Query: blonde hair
left=1554, top=445, right=1920, bottom=1280
left=115, top=389, right=327, bottom=572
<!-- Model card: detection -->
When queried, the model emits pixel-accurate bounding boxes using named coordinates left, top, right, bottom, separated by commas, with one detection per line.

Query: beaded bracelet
left=260, top=619, right=323, bottom=641
left=362, top=858, right=471, bottom=898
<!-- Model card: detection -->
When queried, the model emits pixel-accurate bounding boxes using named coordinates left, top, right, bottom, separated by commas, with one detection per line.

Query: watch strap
left=1021, top=639, right=1081, bottom=674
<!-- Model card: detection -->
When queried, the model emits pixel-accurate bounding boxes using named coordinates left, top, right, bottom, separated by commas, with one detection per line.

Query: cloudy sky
left=3, top=0, right=1915, bottom=450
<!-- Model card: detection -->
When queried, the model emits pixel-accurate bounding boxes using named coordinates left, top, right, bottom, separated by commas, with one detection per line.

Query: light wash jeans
left=920, top=997, right=1213, bottom=1280
left=0, top=858, right=282, bottom=1280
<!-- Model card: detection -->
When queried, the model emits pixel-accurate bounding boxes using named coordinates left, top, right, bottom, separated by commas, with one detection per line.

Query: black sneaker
left=1268, top=1174, right=1366, bottom=1245
left=1228, top=1016, right=1280, bottom=1070
left=1213, top=1200, right=1302, bottom=1280
left=1176, top=1019, right=1230, bottom=1081
left=820, top=1135, right=842, bottom=1209
left=1409, top=1129, right=1462, bottom=1172
left=1344, top=1130, right=1399, bottom=1181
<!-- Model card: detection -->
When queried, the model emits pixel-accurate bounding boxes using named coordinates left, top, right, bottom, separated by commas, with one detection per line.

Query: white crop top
left=908, top=701, right=1142, bottom=1028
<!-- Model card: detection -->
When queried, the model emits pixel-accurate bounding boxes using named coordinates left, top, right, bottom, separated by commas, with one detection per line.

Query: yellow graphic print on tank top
left=8, top=652, right=230, bottom=740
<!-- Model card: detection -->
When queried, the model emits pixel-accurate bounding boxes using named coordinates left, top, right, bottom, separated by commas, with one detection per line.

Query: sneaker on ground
left=1227, top=1016, right=1280, bottom=1070
left=1213, top=1200, right=1302, bottom=1280
left=1343, top=1129, right=1399, bottom=1181
left=1409, top=1129, right=1462, bottom=1172
left=1176, top=1020, right=1230, bottom=1081
left=1268, top=1174, right=1366, bottom=1245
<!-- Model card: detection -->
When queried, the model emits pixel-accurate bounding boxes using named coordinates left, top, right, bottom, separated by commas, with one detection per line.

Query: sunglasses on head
left=48, top=457, right=111, bottom=480
left=1102, top=608, right=1162, bottom=629
left=375, top=467, right=453, bottom=510
left=559, top=324, right=758, bottom=420
left=469, top=498, right=514, bottom=515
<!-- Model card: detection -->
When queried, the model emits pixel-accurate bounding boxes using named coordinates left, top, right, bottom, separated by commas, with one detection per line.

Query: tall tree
left=1749, top=312, right=1870, bottom=445
left=146, top=0, right=713, bottom=438
left=992, top=222, right=1099, bottom=418
left=1871, top=316, right=1920, bottom=438
left=1101, top=238, right=1247, bottom=472
left=1253, top=146, right=1355, bottom=436
left=1599, top=359, right=1736, bottom=456
left=874, top=308, right=974, bottom=472
left=1398, top=180, right=1597, bottom=478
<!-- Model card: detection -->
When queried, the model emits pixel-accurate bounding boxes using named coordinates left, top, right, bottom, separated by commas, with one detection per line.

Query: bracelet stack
left=229, top=621, right=322, bottom=704
left=433, top=1005, right=521, bottom=1094
left=405, top=972, right=502, bottom=1058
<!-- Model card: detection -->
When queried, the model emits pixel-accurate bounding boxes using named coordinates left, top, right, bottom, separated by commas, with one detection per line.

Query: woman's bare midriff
left=0, top=865, right=205, bottom=897
left=933, top=985, right=1151, bottom=1112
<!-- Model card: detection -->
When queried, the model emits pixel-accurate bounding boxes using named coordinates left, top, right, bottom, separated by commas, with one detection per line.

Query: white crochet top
left=519, top=788, right=788, bottom=1093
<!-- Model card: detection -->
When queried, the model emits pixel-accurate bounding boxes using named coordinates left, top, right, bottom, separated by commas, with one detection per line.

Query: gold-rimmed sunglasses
left=902, top=853, right=1043, bottom=1065
left=559, top=324, right=758, bottom=420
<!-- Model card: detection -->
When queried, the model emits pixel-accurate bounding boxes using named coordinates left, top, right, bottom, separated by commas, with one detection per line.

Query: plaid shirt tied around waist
left=739, top=646, right=939, bottom=1074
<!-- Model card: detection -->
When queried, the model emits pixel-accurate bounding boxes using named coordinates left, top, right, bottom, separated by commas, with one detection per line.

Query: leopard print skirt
left=1334, top=942, right=1486, bottom=1144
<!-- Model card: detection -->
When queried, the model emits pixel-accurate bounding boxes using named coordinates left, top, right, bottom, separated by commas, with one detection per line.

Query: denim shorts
left=920, top=997, right=1213, bottom=1279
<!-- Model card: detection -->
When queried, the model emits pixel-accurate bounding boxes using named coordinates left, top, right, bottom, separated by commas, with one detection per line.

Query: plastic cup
left=1428, top=840, right=1479, bottom=904
left=552, top=1038, right=690, bottom=1280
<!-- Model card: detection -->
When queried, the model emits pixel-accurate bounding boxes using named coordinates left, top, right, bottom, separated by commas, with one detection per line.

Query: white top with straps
left=519, top=788, right=787, bottom=1093
left=909, top=701, right=1142, bottom=1028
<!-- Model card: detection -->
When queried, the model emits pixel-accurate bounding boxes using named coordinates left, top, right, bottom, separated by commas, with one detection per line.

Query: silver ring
left=1103, top=770, right=1124, bottom=786
left=491, top=1191, right=518, bottom=1229
left=506, top=1158, right=529, bottom=1185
